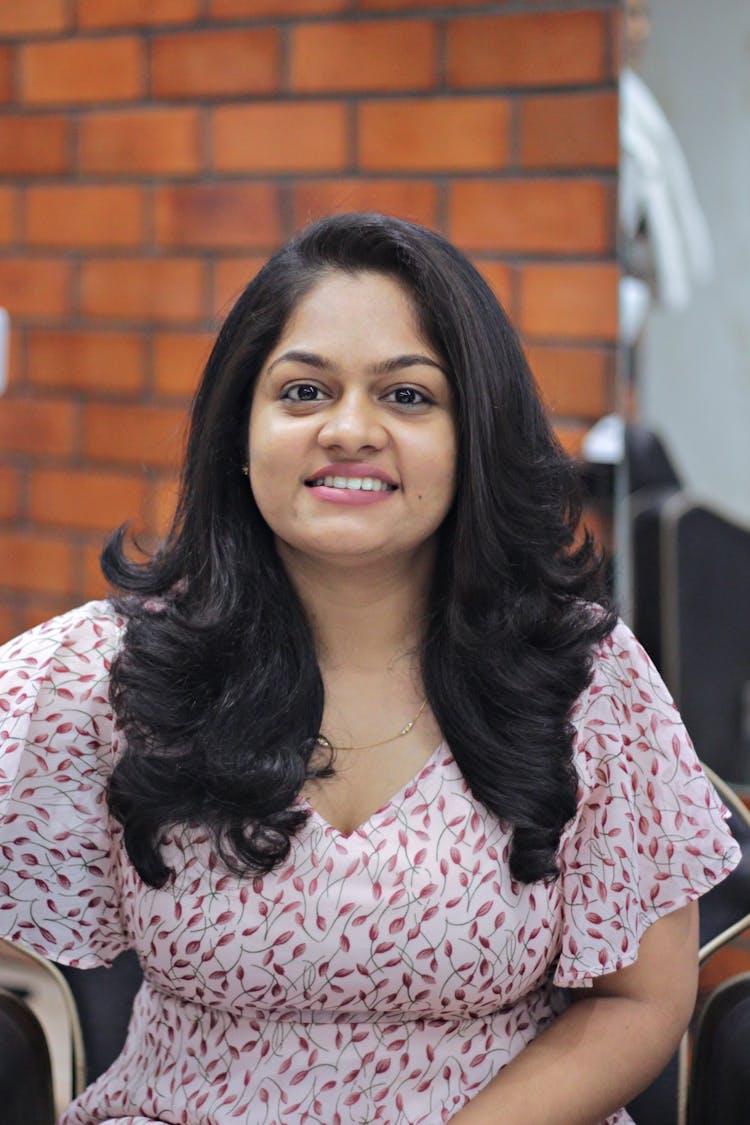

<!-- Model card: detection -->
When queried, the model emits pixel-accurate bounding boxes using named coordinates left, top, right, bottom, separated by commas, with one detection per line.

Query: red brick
left=16, top=594, right=80, bottom=633
left=526, top=345, right=613, bottom=419
left=213, top=103, right=347, bottom=174
left=359, top=98, right=510, bottom=172
left=0, top=601, right=20, bottom=643
left=0, top=188, right=17, bottom=244
left=0, top=48, right=11, bottom=103
left=0, top=532, right=75, bottom=595
left=293, top=179, right=438, bottom=230
left=363, top=0, right=495, bottom=7
left=26, top=330, right=145, bottom=395
left=149, top=473, right=181, bottom=537
left=0, top=466, right=21, bottom=522
left=554, top=423, right=586, bottom=460
left=0, top=397, right=77, bottom=457
left=0, top=0, right=69, bottom=35
left=153, top=332, right=215, bottom=398
left=0, top=260, right=71, bottom=317
left=152, top=29, right=279, bottom=99
left=448, top=12, right=609, bottom=89
left=0, top=115, right=69, bottom=175
left=26, top=185, right=145, bottom=249
left=2, top=329, right=24, bottom=392
left=84, top=403, right=187, bottom=468
left=519, top=264, right=619, bottom=341
left=291, top=20, right=435, bottom=93
left=213, top=257, right=266, bottom=314
left=520, top=93, right=618, bottom=170
left=30, top=468, right=148, bottom=532
left=450, top=179, right=612, bottom=255
left=211, top=0, right=347, bottom=14
left=83, top=544, right=110, bottom=602
left=19, top=37, right=145, bottom=105
left=81, top=259, right=205, bottom=323
left=78, top=0, right=201, bottom=28
left=79, top=108, right=201, bottom=176
left=474, top=261, right=513, bottom=315
left=155, top=183, right=281, bottom=249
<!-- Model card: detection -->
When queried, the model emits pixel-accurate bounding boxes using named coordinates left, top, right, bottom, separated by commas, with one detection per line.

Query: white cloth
left=619, top=67, right=713, bottom=315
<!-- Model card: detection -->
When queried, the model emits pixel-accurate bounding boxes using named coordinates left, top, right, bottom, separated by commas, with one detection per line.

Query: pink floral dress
left=0, top=602, right=740, bottom=1125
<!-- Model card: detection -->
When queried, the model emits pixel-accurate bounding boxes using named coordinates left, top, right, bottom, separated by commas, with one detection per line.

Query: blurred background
left=620, top=0, right=750, bottom=791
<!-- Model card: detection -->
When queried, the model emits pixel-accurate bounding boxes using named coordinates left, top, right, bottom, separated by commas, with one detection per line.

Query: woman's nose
left=317, top=391, right=387, bottom=453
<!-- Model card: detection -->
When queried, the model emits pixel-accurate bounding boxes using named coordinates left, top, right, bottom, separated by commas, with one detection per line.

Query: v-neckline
left=298, top=741, right=448, bottom=841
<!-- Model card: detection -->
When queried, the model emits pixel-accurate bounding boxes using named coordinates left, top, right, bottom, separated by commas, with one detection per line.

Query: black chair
left=0, top=938, right=86, bottom=1116
left=688, top=972, right=750, bottom=1125
left=0, top=987, right=56, bottom=1125
left=660, top=497, right=750, bottom=785
left=626, top=423, right=682, bottom=672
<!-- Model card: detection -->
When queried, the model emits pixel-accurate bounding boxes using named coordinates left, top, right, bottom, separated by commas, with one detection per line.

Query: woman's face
left=247, top=270, right=457, bottom=569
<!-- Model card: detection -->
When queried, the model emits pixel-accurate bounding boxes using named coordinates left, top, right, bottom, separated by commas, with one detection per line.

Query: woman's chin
left=275, top=532, right=433, bottom=570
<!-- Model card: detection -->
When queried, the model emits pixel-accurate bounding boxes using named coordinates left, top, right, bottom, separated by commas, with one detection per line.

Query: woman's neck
left=277, top=542, right=434, bottom=672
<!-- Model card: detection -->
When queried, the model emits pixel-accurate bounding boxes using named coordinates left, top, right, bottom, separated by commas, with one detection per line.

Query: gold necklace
left=315, top=698, right=428, bottom=752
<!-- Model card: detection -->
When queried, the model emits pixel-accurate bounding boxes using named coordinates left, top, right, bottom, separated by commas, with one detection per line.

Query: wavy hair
left=103, top=212, right=616, bottom=888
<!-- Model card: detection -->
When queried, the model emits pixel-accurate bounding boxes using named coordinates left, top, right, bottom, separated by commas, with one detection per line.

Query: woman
left=0, top=213, right=739, bottom=1124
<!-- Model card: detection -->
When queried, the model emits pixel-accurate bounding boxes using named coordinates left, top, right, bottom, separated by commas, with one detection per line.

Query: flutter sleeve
left=0, top=601, right=130, bottom=968
left=554, top=619, right=741, bottom=988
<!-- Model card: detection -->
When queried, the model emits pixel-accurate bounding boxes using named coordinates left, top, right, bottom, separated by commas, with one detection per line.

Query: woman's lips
left=304, top=465, right=399, bottom=506
left=306, top=482, right=396, bottom=506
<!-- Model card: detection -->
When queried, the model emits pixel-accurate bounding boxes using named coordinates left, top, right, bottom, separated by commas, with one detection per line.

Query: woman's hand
left=448, top=901, right=698, bottom=1125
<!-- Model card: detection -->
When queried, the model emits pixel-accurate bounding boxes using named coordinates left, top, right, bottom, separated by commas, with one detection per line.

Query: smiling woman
left=0, top=214, right=740, bottom=1125
left=248, top=270, right=456, bottom=567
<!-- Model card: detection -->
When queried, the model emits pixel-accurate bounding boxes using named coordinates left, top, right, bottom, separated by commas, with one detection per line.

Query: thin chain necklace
left=315, top=698, right=428, bottom=753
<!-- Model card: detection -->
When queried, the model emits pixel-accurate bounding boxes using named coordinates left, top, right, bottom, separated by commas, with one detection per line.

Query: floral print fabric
left=0, top=602, right=740, bottom=1125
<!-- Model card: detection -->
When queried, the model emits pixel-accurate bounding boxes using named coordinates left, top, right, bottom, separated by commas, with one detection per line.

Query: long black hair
left=103, top=212, right=616, bottom=888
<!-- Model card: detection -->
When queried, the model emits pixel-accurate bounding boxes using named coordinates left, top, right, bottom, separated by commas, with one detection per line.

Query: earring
left=241, top=464, right=249, bottom=476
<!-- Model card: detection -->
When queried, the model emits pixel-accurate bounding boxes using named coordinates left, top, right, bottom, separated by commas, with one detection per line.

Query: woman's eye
left=384, top=386, right=430, bottom=407
left=283, top=383, right=325, bottom=403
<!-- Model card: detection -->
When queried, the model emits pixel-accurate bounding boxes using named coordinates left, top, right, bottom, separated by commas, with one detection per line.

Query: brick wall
left=0, top=0, right=619, bottom=642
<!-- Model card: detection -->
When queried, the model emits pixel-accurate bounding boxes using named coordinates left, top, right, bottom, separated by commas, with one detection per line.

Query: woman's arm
left=450, top=901, right=699, bottom=1125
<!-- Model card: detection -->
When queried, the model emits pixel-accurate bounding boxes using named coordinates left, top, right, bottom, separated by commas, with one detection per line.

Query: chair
left=687, top=971, right=750, bottom=1125
left=0, top=987, right=56, bottom=1125
left=626, top=423, right=682, bottom=672
left=0, top=941, right=84, bottom=1125
left=0, top=941, right=141, bottom=1113
left=660, top=496, right=750, bottom=784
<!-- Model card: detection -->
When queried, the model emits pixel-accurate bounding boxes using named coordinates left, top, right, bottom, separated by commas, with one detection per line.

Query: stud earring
left=241, top=464, right=249, bottom=476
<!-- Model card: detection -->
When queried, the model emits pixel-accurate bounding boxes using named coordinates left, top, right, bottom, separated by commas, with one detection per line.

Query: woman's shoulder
left=0, top=600, right=125, bottom=746
left=570, top=614, right=700, bottom=789
left=0, top=599, right=131, bottom=967
left=0, top=598, right=125, bottom=670
left=578, top=616, right=665, bottom=712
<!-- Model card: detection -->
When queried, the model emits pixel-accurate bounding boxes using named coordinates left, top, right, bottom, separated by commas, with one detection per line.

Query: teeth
left=314, top=476, right=393, bottom=492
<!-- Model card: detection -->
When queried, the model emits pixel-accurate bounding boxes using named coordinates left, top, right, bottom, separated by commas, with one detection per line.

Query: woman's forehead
left=268, top=270, right=438, bottom=362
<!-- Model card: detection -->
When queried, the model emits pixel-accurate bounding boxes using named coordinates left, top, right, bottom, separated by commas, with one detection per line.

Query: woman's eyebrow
left=266, top=350, right=446, bottom=376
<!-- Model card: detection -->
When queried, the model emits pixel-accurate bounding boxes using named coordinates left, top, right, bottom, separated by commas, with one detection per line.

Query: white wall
left=638, top=0, right=750, bottom=525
